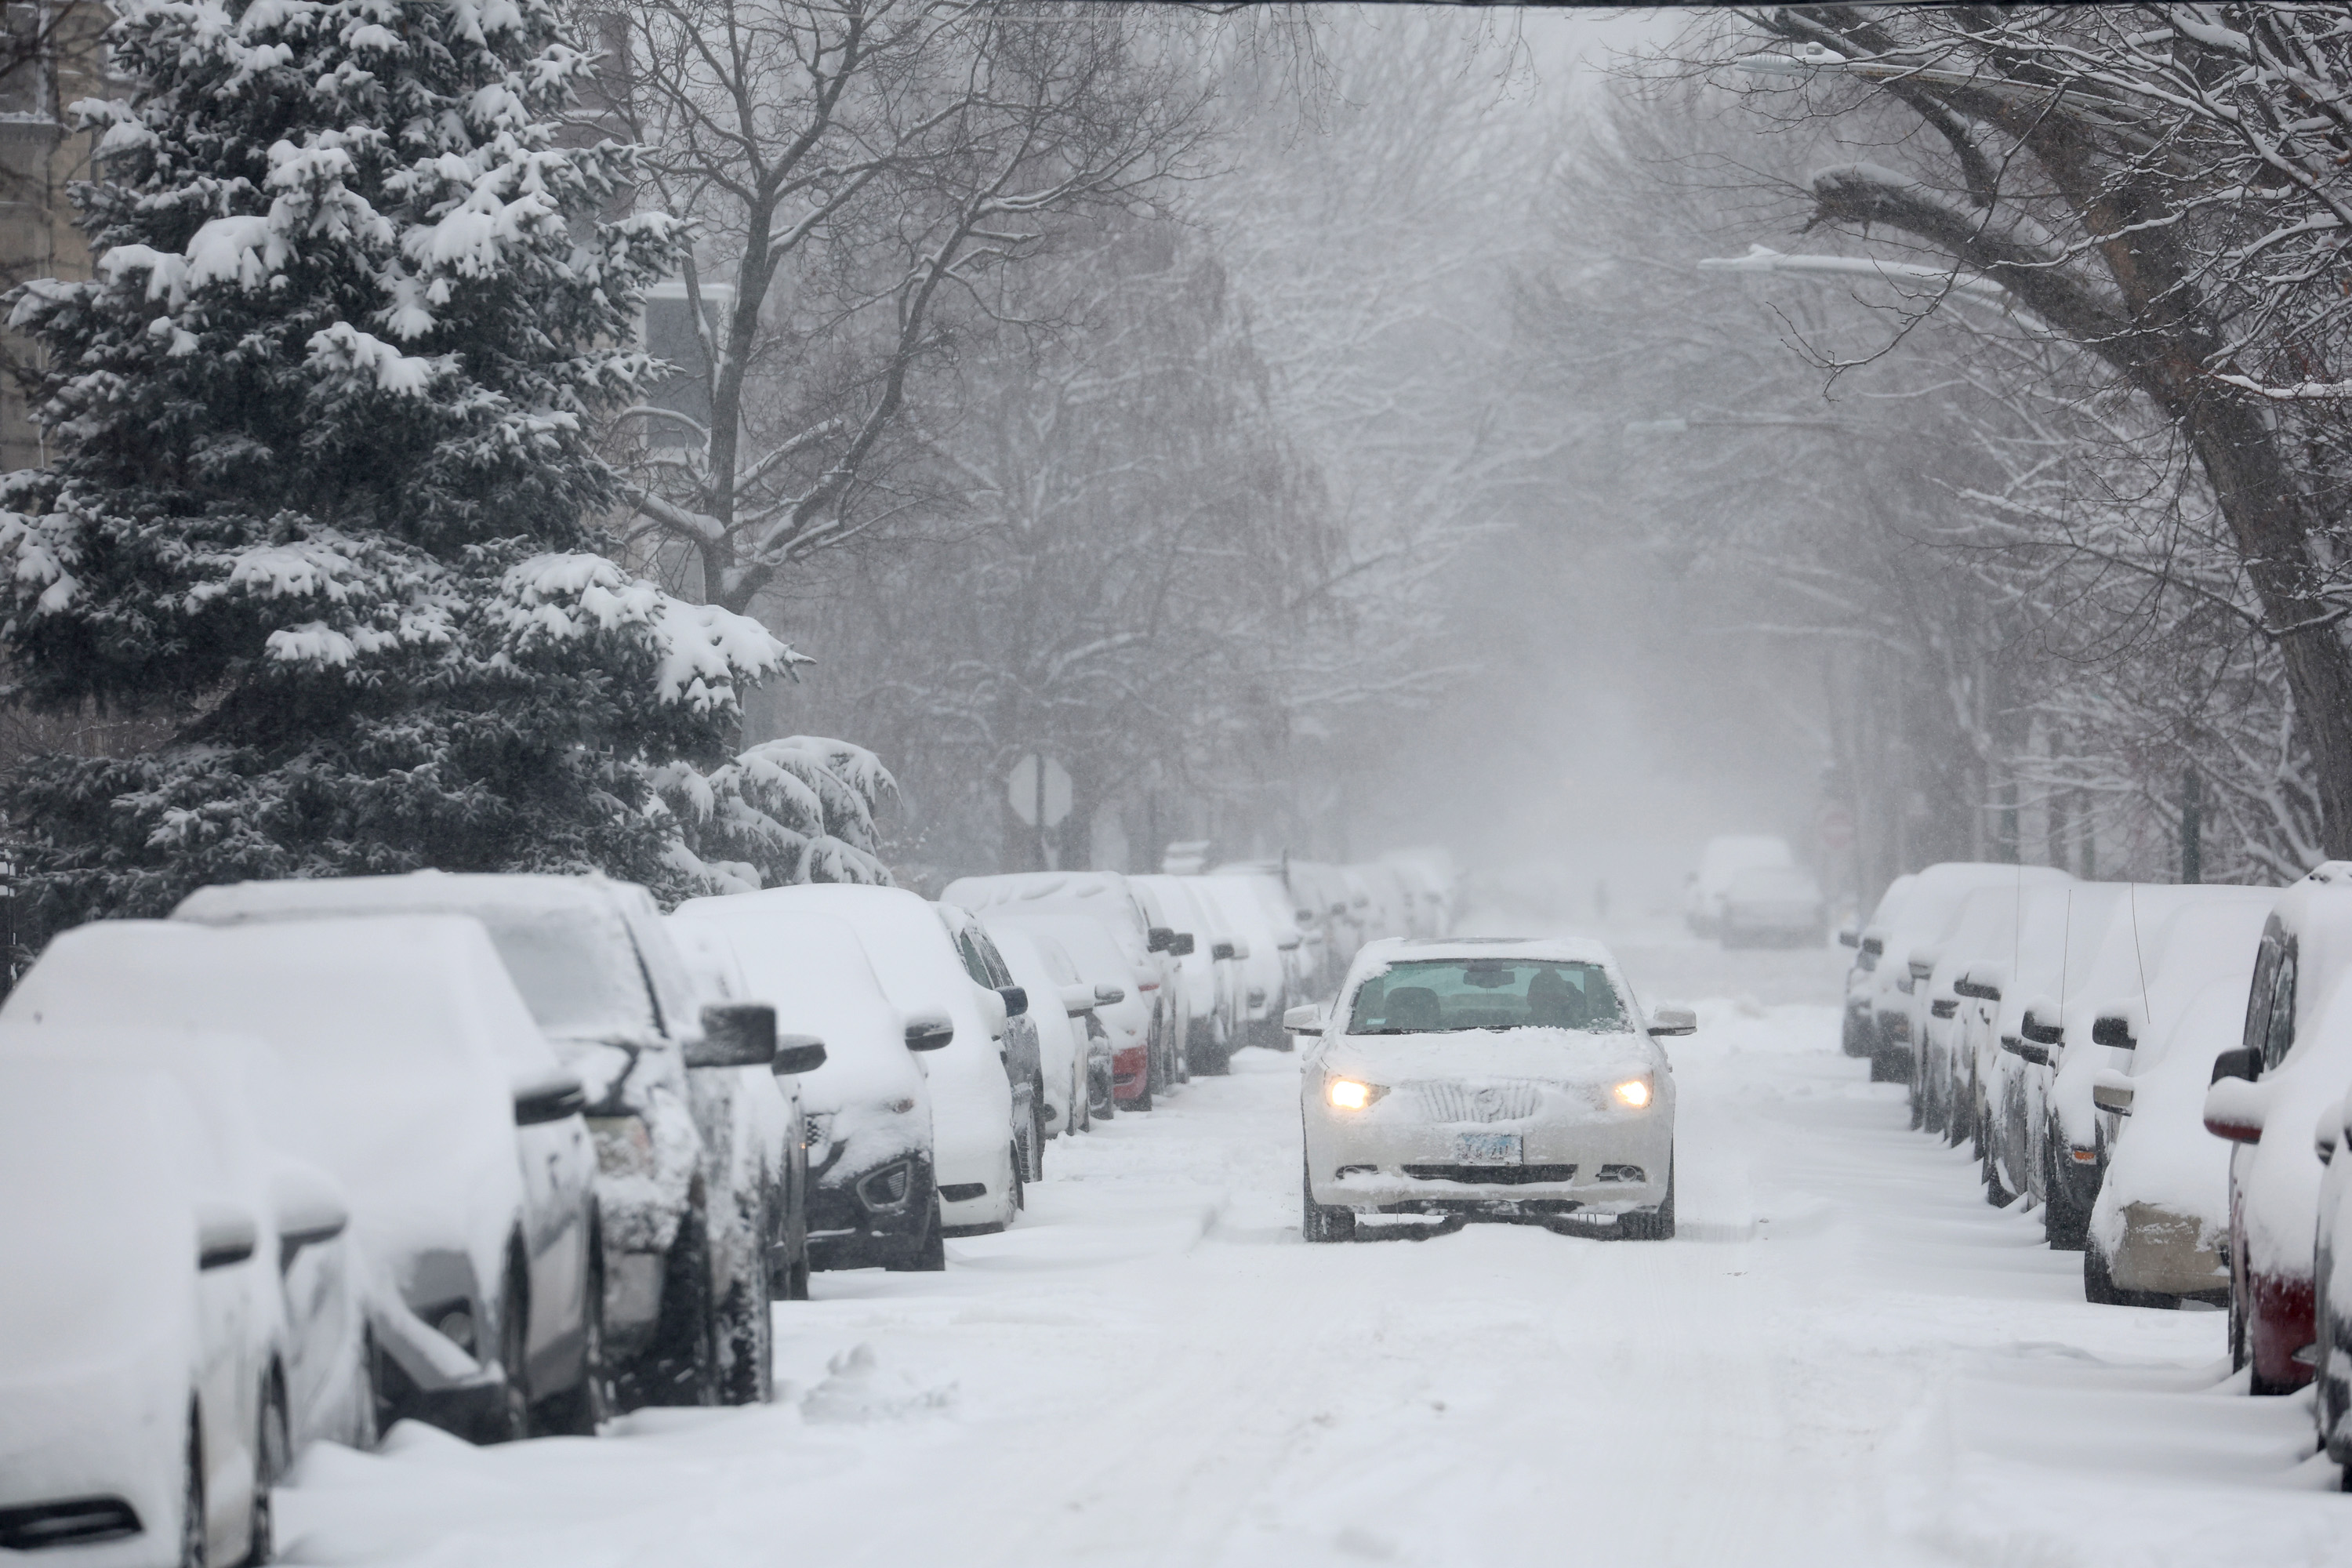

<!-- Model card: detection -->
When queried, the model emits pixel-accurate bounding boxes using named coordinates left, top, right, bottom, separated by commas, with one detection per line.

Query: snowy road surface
left=279, top=924, right=2347, bottom=1567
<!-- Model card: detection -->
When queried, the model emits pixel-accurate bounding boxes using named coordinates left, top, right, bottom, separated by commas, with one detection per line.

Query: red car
left=2204, top=866, right=2352, bottom=1395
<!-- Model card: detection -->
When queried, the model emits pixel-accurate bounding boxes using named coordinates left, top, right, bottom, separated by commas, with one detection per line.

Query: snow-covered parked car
left=1838, top=872, right=1915, bottom=1063
left=993, top=912, right=1153, bottom=1112
left=1196, top=873, right=1297, bottom=1049
left=1294, top=937, right=1693, bottom=1242
left=4, top=916, right=603, bottom=1442
left=2204, top=862, right=2352, bottom=1394
left=687, top=885, right=1022, bottom=1236
left=1904, top=868, right=2073, bottom=1133
left=939, top=901, right=1049, bottom=1180
left=1684, top=834, right=1793, bottom=938
left=0, top=1055, right=299, bottom=1566
left=984, top=920, right=1104, bottom=1140
left=670, top=902, right=946, bottom=1272
left=0, top=1026, right=372, bottom=1461
left=175, top=873, right=796, bottom=1411
left=1132, top=873, right=1243, bottom=1076
left=940, top=870, right=1181, bottom=1095
left=1715, top=864, right=1828, bottom=949
left=1220, top=858, right=1336, bottom=999
left=2042, top=885, right=2271, bottom=1278
left=1973, top=882, right=2125, bottom=1207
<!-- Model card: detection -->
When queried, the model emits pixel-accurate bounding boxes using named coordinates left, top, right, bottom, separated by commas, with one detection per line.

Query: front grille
left=0, top=1497, right=143, bottom=1550
left=1409, top=1080, right=1543, bottom=1123
left=1402, top=1163, right=1577, bottom=1185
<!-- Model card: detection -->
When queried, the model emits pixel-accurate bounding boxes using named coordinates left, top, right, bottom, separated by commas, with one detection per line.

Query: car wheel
left=539, top=1241, right=613, bottom=1435
left=1300, top=1158, right=1354, bottom=1243
left=2043, top=1142, right=2089, bottom=1251
left=1027, top=1089, right=1048, bottom=1182
left=488, top=1261, right=533, bottom=1442
left=181, top=1406, right=206, bottom=1568
left=908, top=1198, right=947, bottom=1271
left=716, top=1210, right=774, bottom=1407
left=630, top=1207, right=717, bottom=1408
left=1621, top=1160, right=1676, bottom=1241
left=241, top=1378, right=288, bottom=1566
left=1008, top=1141, right=1026, bottom=1215
left=2084, top=1240, right=2124, bottom=1305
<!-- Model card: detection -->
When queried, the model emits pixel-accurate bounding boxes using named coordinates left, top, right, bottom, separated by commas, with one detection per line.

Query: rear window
left=1347, top=959, right=1626, bottom=1035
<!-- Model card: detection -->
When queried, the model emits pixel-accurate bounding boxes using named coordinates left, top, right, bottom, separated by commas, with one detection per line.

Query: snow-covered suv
left=174, top=872, right=803, bottom=1410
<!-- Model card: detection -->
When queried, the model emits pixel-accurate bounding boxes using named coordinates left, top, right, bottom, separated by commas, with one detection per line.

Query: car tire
left=716, top=1208, right=773, bottom=1408
left=1027, top=1089, right=1048, bottom=1182
left=488, top=1259, right=533, bottom=1442
left=1621, top=1161, right=1676, bottom=1241
left=2084, top=1240, right=2124, bottom=1305
left=631, top=1207, right=717, bottom=1408
left=539, top=1241, right=613, bottom=1435
left=241, top=1377, right=287, bottom=1566
left=181, top=1405, right=206, bottom=1568
left=1129, top=1074, right=1153, bottom=1113
left=887, top=1197, right=946, bottom=1272
left=1301, top=1159, right=1355, bottom=1243
left=2043, top=1143, right=2089, bottom=1251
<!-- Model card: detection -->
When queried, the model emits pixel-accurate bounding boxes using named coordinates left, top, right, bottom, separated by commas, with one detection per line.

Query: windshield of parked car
left=1346, top=959, right=1626, bottom=1034
left=474, top=906, right=660, bottom=1041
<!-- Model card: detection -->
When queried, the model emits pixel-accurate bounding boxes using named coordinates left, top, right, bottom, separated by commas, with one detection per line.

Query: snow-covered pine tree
left=0, top=0, right=800, bottom=924
left=657, top=735, right=898, bottom=895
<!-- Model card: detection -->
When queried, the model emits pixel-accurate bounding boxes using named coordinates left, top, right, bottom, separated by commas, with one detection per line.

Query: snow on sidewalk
left=275, top=939, right=2349, bottom=1568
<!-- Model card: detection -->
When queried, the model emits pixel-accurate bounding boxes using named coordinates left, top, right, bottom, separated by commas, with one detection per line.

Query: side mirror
left=2210, top=1047, right=2259, bottom=1084
left=2001, top=1036, right=2050, bottom=1067
left=270, top=1164, right=348, bottom=1261
left=1952, top=973, right=2001, bottom=1002
left=1146, top=926, right=1177, bottom=953
left=2204, top=1075, right=2266, bottom=1143
left=514, top=1069, right=589, bottom=1123
left=1058, top=983, right=1098, bottom=1016
left=1276, top=935, right=1301, bottom=952
left=1283, top=1004, right=1324, bottom=1036
left=1093, top=982, right=1127, bottom=1007
left=997, top=985, right=1029, bottom=1019
left=2092, top=1014, right=2136, bottom=1050
left=1211, top=940, right=1237, bottom=961
left=770, top=1033, right=828, bottom=1076
left=2020, top=1008, right=2063, bottom=1047
left=1168, top=932, right=1196, bottom=957
left=1330, top=903, right=1348, bottom=919
left=1247, top=986, right=1267, bottom=1007
left=1860, top=935, right=1885, bottom=958
left=905, top=1011, right=955, bottom=1051
left=2091, top=1073, right=2135, bottom=1116
left=196, top=1202, right=257, bottom=1270
left=1229, top=939, right=1250, bottom=960
left=688, top=1004, right=777, bottom=1069
left=2317, top=1105, right=2341, bottom=1167
left=1837, top=925, right=1860, bottom=949
left=1646, top=1005, right=1697, bottom=1038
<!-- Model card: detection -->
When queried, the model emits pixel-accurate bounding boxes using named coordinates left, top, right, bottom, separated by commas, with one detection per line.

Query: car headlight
left=1613, top=1078, right=1653, bottom=1110
left=1326, top=1077, right=1388, bottom=1112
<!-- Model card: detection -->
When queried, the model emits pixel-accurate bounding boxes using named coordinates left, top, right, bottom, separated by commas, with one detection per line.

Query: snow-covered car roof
left=176, top=871, right=701, bottom=1047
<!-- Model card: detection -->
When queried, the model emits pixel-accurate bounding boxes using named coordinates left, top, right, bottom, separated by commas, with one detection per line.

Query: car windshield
left=474, top=906, right=659, bottom=1041
left=1346, top=959, right=1626, bottom=1035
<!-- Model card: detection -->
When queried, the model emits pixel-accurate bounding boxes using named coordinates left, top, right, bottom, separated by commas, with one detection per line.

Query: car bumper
left=808, top=1154, right=935, bottom=1270
left=1111, top=1043, right=1149, bottom=1102
left=2109, top=1203, right=2229, bottom=1298
left=1306, top=1100, right=1672, bottom=1218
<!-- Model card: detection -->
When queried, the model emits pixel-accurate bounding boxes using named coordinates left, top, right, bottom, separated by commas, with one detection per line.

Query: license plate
left=1454, top=1131, right=1523, bottom=1165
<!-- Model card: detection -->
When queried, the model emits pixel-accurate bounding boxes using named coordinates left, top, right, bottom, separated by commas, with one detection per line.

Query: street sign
left=1818, top=804, right=1855, bottom=853
left=1008, top=753, right=1073, bottom=829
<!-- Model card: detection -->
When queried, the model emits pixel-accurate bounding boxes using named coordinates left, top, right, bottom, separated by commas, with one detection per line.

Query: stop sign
left=1818, top=804, right=1855, bottom=852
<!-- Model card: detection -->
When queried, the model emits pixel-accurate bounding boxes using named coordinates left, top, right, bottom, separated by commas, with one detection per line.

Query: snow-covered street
left=272, top=925, right=2343, bottom=1568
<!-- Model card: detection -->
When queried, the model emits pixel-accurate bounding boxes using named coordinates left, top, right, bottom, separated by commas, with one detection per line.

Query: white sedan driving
left=1294, top=938, right=1690, bottom=1241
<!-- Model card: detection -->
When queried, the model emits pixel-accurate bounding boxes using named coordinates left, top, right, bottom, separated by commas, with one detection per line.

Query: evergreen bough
left=0, top=0, right=806, bottom=924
